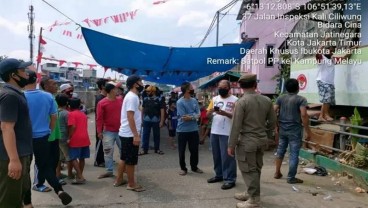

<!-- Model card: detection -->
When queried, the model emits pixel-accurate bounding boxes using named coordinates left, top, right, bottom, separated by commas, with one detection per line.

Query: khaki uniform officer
left=227, top=73, right=276, bottom=208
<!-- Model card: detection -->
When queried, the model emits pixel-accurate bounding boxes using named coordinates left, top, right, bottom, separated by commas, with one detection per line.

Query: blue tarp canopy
left=199, top=71, right=241, bottom=89
left=82, top=27, right=254, bottom=85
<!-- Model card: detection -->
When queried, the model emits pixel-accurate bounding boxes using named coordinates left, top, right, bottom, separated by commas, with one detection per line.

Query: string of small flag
left=47, top=0, right=170, bottom=40
left=40, top=56, right=109, bottom=72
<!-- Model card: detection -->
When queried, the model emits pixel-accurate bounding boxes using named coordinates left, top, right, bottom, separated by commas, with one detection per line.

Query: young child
left=67, top=98, right=91, bottom=184
left=167, top=101, right=177, bottom=149
left=55, top=94, right=73, bottom=179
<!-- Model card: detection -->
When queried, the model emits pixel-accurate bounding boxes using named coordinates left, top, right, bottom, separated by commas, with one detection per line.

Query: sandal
left=317, top=117, right=327, bottom=122
left=32, top=185, right=52, bottom=192
left=138, top=150, right=148, bottom=156
left=155, top=150, right=164, bottom=155
left=127, top=184, right=146, bottom=192
left=113, top=179, right=127, bottom=187
left=98, top=172, right=114, bottom=179
left=287, top=178, right=304, bottom=184
left=71, top=178, right=86, bottom=185
left=58, top=191, right=72, bottom=205
left=274, top=172, right=283, bottom=179
left=324, top=116, right=334, bottom=121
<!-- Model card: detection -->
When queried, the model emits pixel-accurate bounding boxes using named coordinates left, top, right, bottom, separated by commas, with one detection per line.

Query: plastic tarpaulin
left=198, top=71, right=241, bottom=89
left=82, top=27, right=254, bottom=85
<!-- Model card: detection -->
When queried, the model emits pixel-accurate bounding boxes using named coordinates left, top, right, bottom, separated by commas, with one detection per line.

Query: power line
left=197, top=0, right=240, bottom=47
left=40, top=0, right=80, bottom=26
left=42, top=35, right=94, bottom=60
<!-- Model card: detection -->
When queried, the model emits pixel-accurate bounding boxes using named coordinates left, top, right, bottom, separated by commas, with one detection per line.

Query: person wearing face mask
left=206, top=80, right=238, bottom=190
left=176, top=82, right=203, bottom=176
left=139, top=85, right=165, bottom=155
left=116, top=75, right=145, bottom=192
left=60, top=83, right=74, bottom=98
left=0, top=58, right=33, bottom=208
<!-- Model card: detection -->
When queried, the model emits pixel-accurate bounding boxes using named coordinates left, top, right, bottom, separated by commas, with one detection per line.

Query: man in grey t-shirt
left=274, top=79, right=312, bottom=184
left=0, top=58, right=33, bottom=208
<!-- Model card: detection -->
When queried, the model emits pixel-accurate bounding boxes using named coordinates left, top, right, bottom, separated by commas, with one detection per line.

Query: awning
left=198, top=71, right=241, bottom=89
left=82, top=27, right=254, bottom=85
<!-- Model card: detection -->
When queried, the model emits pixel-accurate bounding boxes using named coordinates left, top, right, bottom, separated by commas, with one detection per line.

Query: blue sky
left=0, top=0, right=243, bottom=78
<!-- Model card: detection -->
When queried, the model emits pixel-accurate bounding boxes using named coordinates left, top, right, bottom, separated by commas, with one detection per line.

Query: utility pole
left=28, top=5, right=35, bottom=62
left=216, top=11, right=220, bottom=47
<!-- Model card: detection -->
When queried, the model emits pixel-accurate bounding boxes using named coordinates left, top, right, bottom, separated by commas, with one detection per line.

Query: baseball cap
left=126, top=75, right=142, bottom=89
left=0, top=58, right=33, bottom=75
left=60, top=83, right=72, bottom=92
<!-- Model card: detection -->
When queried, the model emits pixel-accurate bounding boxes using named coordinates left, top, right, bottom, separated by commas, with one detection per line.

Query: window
left=266, top=45, right=274, bottom=67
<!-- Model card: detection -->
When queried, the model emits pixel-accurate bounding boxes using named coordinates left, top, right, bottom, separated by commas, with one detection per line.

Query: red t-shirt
left=68, top=110, right=90, bottom=148
left=96, top=97, right=123, bottom=134
left=200, top=109, right=209, bottom=125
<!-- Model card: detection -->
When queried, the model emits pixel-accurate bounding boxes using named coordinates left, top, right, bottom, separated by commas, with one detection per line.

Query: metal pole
left=36, top=27, right=43, bottom=71
left=216, top=11, right=219, bottom=47
left=28, top=5, right=35, bottom=62
left=339, top=117, right=347, bottom=150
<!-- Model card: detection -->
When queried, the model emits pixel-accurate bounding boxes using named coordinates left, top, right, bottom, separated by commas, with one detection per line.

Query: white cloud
left=0, top=16, right=29, bottom=36
left=8, top=50, right=30, bottom=61
left=177, top=11, right=211, bottom=28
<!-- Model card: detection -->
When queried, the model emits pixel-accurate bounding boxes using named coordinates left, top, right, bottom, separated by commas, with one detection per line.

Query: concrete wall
left=239, top=0, right=300, bottom=94
left=75, top=91, right=97, bottom=112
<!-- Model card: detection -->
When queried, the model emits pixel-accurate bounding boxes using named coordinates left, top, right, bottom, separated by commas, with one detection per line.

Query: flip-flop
left=71, top=178, right=86, bottom=185
left=318, top=117, right=327, bottom=122
left=58, top=191, right=72, bottom=205
left=32, top=185, right=52, bottom=192
left=127, top=184, right=146, bottom=192
left=98, top=172, right=114, bottom=179
left=325, top=116, right=334, bottom=121
left=113, top=179, right=127, bottom=187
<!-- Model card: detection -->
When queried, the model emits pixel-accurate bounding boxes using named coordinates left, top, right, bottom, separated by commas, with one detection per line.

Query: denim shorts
left=69, top=146, right=90, bottom=160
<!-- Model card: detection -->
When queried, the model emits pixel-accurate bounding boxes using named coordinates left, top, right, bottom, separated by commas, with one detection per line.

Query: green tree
left=0, top=55, right=8, bottom=62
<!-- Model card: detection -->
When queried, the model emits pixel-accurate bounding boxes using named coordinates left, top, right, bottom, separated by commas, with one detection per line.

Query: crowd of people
left=0, top=40, right=352, bottom=208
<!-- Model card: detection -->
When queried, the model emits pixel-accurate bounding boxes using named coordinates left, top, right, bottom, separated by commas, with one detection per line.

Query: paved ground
left=31, top=114, right=368, bottom=208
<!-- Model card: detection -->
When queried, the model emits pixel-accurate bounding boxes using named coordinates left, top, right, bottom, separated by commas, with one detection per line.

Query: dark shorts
left=317, top=80, right=336, bottom=105
left=69, top=146, right=90, bottom=160
left=120, top=137, right=139, bottom=165
left=168, top=130, right=176, bottom=137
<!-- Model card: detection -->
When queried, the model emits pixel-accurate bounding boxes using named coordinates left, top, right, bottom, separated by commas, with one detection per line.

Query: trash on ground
left=355, top=187, right=366, bottom=193
left=292, top=186, right=299, bottom=192
left=323, top=194, right=333, bottom=201
left=315, top=166, right=328, bottom=176
left=302, top=168, right=317, bottom=175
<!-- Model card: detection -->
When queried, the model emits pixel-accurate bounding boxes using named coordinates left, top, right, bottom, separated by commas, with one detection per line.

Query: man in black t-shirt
left=0, top=58, right=33, bottom=208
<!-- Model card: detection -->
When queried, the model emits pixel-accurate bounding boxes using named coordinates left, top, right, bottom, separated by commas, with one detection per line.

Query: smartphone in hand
left=214, top=106, right=220, bottom=111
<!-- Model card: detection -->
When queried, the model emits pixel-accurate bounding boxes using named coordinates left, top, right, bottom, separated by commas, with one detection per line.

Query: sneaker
left=287, top=178, right=303, bottom=184
left=234, top=192, right=249, bottom=201
left=192, top=168, right=203, bottom=174
left=179, top=170, right=187, bottom=176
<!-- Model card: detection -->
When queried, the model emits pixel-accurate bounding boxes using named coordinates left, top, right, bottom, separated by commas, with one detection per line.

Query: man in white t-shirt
left=114, top=75, right=145, bottom=192
left=206, top=80, right=238, bottom=190
left=316, top=38, right=357, bottom=121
